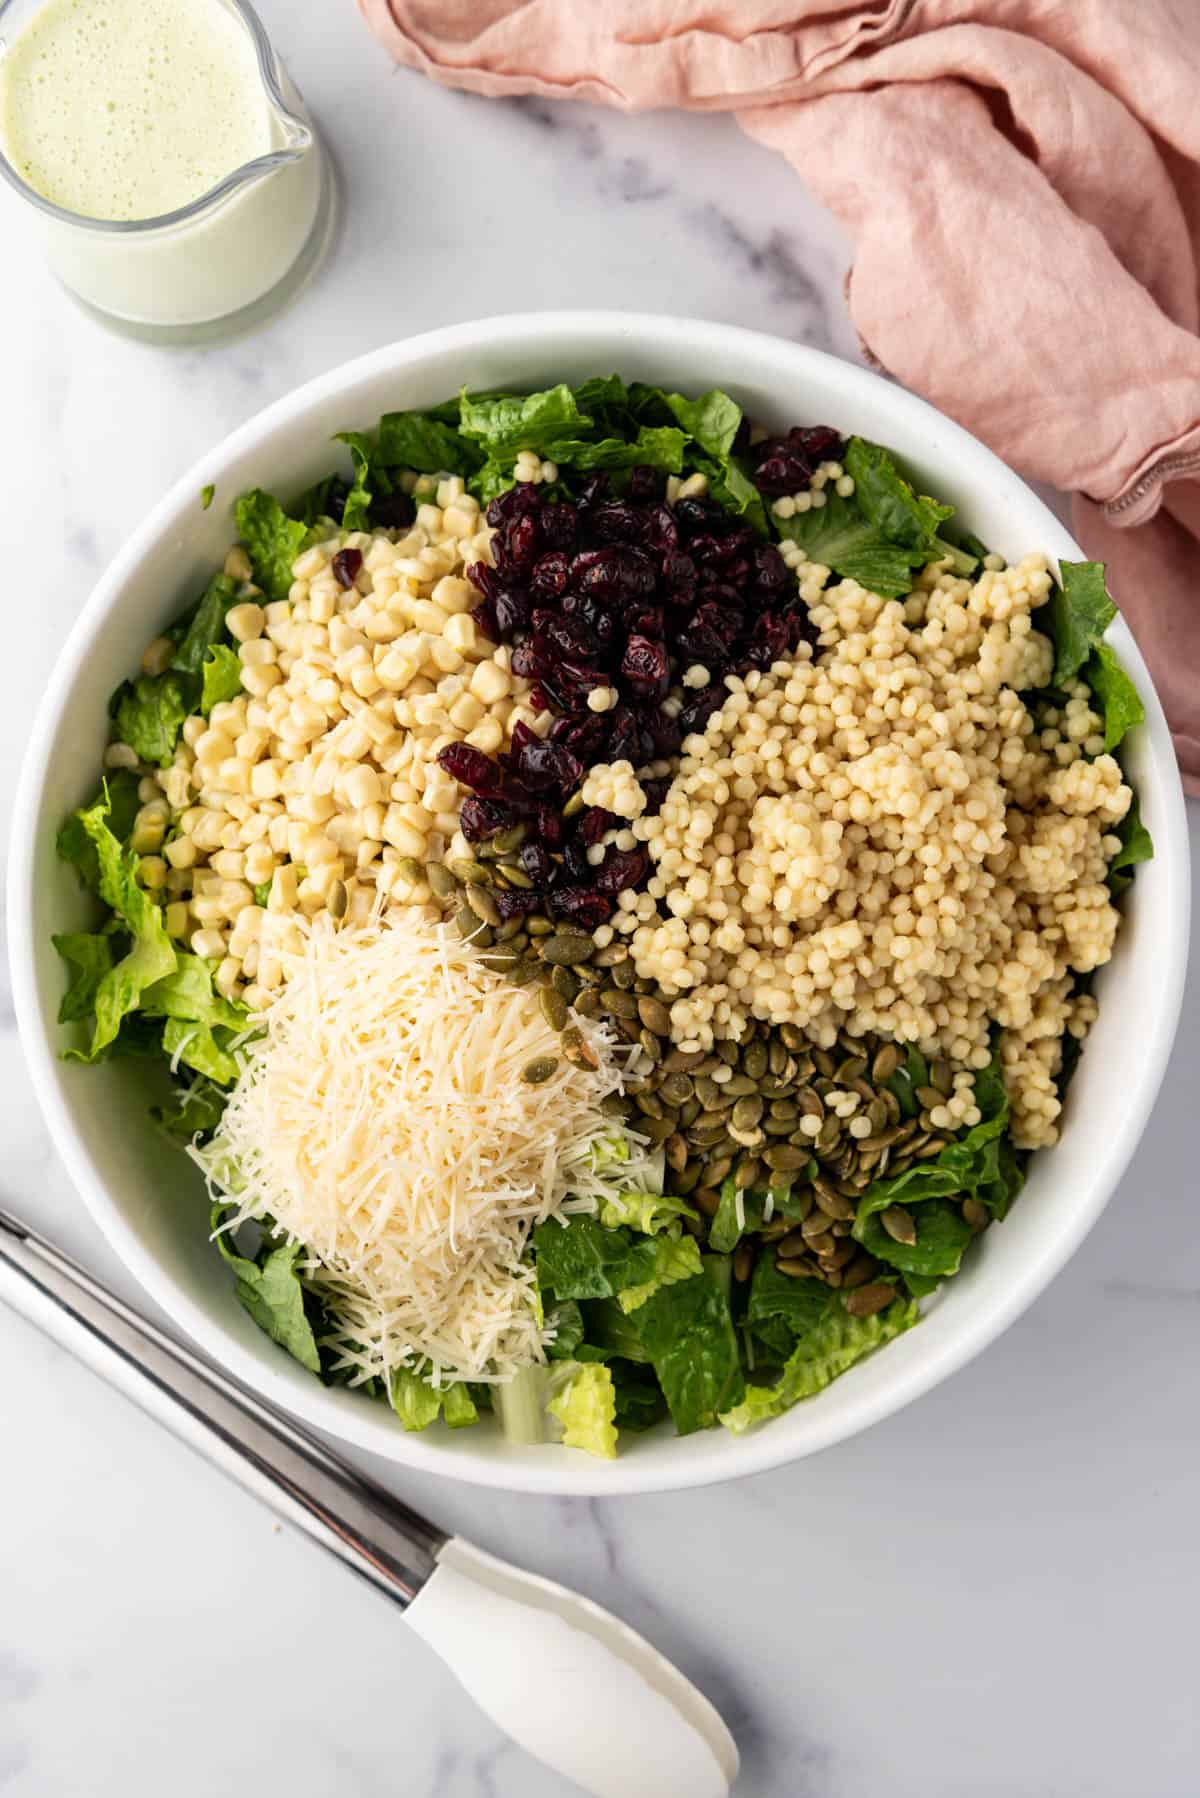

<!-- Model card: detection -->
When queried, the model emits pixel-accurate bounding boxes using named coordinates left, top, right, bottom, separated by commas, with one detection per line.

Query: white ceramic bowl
left=10, top=313, right=1190, bottom=1494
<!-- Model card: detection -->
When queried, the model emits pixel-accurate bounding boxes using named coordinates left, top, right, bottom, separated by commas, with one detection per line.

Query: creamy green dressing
left=0, top=0, right=273, bottom=220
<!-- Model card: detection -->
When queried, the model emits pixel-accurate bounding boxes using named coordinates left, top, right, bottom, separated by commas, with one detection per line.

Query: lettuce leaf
left=546, top=1362, right=618, bottom=1459
left=661, top=389, right=742, bottom=460
left=560, top=425, right=688, bottom=473
left=609, top=1359, right=667, bottom=1432
left=617, top=1235, right=703, bottom=1314
left=598, top=1190, right=698, bottom=1236
left=56, top=769, right=140, bottom=893
left=52, top=932, right=115, bottom=1024
left=775, top=438, right=970, bottom=599
left=388, top=1366, right=479, bottom=1432
left=235, top=489, right=311, bottom=604
left=151, top=1076, right=228, bottom=1143
left=170, top=572, right=239, bottom=677
left=212, top=1207, right=321, bottom=1374
left=64, top=791, right=177, bottom=1059
left=377, top=409, right=483, bottom=475
left=532, top=1215, right=658, bottom=1302
left=459, top=383, right=593, bottom=458
left=1108, top=794, right=1154, bottom=894
left=200, top=644, right=244, bottom=713
left=723, top=1289, right=918, bottom=1433
left=1086, top=639, right=1145, bottom=751
left=113, top=673, right=190, bottom=767
left=162, top=1017, right=239, bottom=1086
left=845, top=437, right=954, bottom=550
left=634, top=1267, right=744, bottom=1434
left=856, top=1196, right=976, bottom=1280
left=707, top=1176, right=816, bottom=1253
left=544, top=1299, right=585, bottom=1361
left=1045, top=560, right=1116, bottom=684
left=140, top=954, right=249, bottom=1031
left=854, top=1055, right=1009, bottom=1225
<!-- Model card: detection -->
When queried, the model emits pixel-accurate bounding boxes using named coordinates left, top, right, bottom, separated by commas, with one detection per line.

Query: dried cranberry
left=459, top=796, right=512, bottom=841
left=577, top=806, right=616, bottom=847
left=467, top=562, right=503, bottom=603
left=744, top=612, right=793, bottom=669
left=519, top=841, right=558, bottom=888
left=331, top=546, right=362, bottom=590
left=754, top=542, right=790, bottom=597
left=503, top=512, right=540, bottom=576
left=540, top=503, right=579, bottom=550
left=642, top=708, right=681, bottom=759
left=752, top=452, right=810, bottom=497
left=590, top=502, right=644, bottom=544
left=529, top=551, right=571, bottom=600
left=640, top=776, right=671, bottom=816
left=535, top=804, right=567, bottom=847
left=370, top=490, right=415, bottom=530
left=605, top=706, right=643, bottom=765
left=660, top=552, right=697, bottom=601
left=624, top=606, right=665, bottom=641
left=551, top=887, right=614, bottom=928
left=493, top=589, right=532, bottom=636
left=493, top=888, right=541, bottom=921
left=573, top=546, right=656, bottom=608
left=563, top=840, right=590, bottom=882
left=674, top=496, right=726, bottom=534
left=550, top=716, right=607, bottom=760
left=560, top=590, right=617, bottom=648
left=574, top=474, right=610, bottom=511
left=627, top=466, right=666, bottom=501
left=486, top=484, right=540, bottom=528
left=512, top=738, right=584, bottom=795
left=642, top=504, right=680, bottom=555
left=621, top=635, right=670, bottom=699
left=593, top=847, right=649, bottom=895
left=511, top=643, right=539, bottom=678
left=678, top=687, right=725, bottom=737
left=438, top=743, right=506, bottom=795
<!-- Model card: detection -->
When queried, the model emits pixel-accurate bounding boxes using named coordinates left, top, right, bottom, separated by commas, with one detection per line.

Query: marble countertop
left=1, top=8, right=1197, bottom=1795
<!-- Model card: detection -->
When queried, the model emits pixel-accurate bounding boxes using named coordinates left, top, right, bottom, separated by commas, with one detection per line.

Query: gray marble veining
left=0, top=5, right=1197, bottom=1795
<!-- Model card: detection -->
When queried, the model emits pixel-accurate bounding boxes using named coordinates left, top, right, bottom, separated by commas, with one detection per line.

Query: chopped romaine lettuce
left=235, top=489, right=312, bottom=604
left=211, top=1206, right=321, bottom=1374
left=723, top=1289, right=918, bottom=1433
left=546, top=1362, right=618, bottom=1459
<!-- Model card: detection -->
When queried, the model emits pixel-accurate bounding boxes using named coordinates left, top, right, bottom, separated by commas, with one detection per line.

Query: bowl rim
left=9, top=310, right=1191, bottom=1495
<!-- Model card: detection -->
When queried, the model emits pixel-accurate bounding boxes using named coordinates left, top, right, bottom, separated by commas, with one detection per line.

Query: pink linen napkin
left=358, top=0, right=1200, bottom=791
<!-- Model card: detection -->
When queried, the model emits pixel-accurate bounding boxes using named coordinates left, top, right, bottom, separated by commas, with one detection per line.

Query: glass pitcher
left=0, top=0, right=335, bottom=343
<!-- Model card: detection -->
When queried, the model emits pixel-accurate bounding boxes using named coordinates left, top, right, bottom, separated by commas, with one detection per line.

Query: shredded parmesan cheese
left=195, top=911, right=635, bottom=1385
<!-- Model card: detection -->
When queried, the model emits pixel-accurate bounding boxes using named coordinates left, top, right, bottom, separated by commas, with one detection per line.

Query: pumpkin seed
left=455, top=905, right=492, bottom=946
left=561, top=1027, right=600, bottom=1070
left=733, top=1242, right=754, bottom=1283
left=665, top=1133, right=688, bottom=1173
left=466, top=884, right=501, bottom=927
left=776, top=1257, right=812, bottom=1279
left=931, top=1058, right=955, bottom=1096
left=539, top=986, right=569, bottom=1032
left=962, top=1197, right=990, bottom=1232
left=731, top=1095, right=764, bottom=1133
left=659, top=1072, right=694, bottom=1107
left=775, top=1229, right=808, bottom=1259
left=763, top=1144, right=810, bottom=1172
left=326, top=879, right=348, bottom=920
left=871, top=1042, right=901, bottom=1081
left=550, top=964, right=580, bottom=1003
left=592, top=944, right=629, bottom=968
left=664, top=1047, right=706, bottom=1073
left=527, top=915, right=554, bottom=936
left=449, top=858, right=489, bottom=885
left=562, top=791, right=586, bottom=818
left=496, top=863, right=534, bottom=890
left=522, top=1056, right=558, bottom=1085
left=505, top=957, right=539, bottom=987
left=540, top=933, right=595, bottom=966
left=845, top=1282, right=897, bottom=1318
left=426, top=861, right=460, bottom=900
left=692, top=1187, right=721, bottom=1217
left=636, top=995, right=672, bottom=1036
left=574, top=989, right=603, bottom=1018
left=639, top=1029, right=663, bottom=1062
left=812, top=1180, right=856, bottom=1222
left=880, top=1205, right=917, bottom=1246
left=611, top=958, right=638, bottom=991
left=915, top=1085, right=944, bottom=1111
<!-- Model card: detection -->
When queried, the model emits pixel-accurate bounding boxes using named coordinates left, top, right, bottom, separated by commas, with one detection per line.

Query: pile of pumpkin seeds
left=408, top=846, right=984, bottom=1310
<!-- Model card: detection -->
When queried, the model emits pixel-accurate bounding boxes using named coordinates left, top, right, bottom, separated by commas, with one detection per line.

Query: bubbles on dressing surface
left=0, top=0, right=275, bottom=220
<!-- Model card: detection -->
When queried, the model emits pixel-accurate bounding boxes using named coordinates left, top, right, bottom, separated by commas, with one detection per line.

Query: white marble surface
left=1, top=7, right=1197, bottom=1795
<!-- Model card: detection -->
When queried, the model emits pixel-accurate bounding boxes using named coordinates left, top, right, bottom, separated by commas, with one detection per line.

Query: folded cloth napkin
left=359, top=0, right=1200, bottom=790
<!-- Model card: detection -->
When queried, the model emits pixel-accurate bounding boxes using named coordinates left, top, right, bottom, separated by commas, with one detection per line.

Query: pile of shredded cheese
left=194, top=911, right=635, bottom=1385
